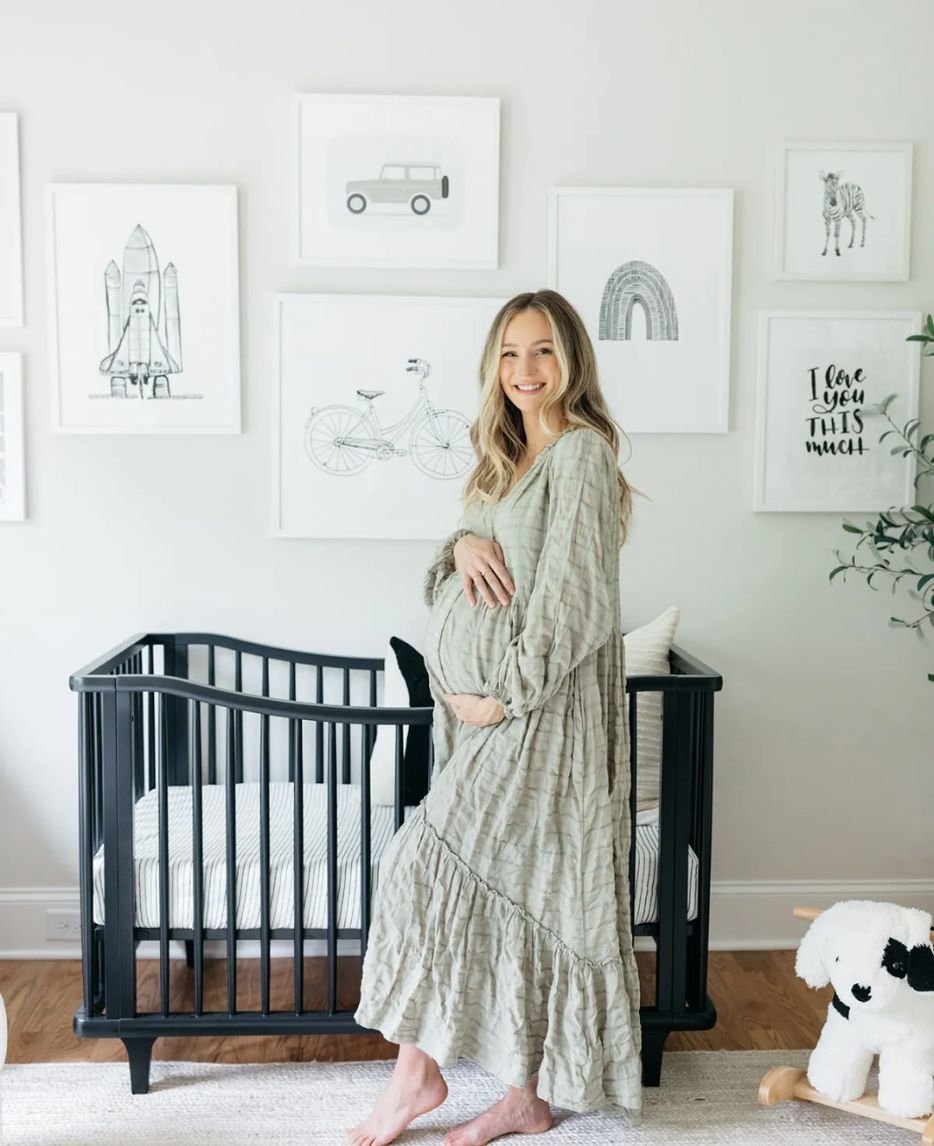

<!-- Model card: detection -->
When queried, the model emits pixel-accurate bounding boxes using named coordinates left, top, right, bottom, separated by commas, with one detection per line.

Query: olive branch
left=829, top=315, right=934, bottom=682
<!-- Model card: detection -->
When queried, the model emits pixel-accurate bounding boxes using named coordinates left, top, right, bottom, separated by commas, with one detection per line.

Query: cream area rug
left=0, top=1051, right=912, bottom=1145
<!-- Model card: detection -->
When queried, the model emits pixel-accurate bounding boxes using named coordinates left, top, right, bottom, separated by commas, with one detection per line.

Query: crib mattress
left=91, top=782, right=699, bottom=931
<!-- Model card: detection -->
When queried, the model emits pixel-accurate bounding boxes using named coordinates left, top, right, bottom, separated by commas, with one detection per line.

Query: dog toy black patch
left=908, top=942, right=934, bottom=992
left=882, top=937, right=908, bottom=979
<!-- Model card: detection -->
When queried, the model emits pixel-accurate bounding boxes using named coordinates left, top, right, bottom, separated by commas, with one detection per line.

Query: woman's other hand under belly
left=443, top=692, right=507, bottom=727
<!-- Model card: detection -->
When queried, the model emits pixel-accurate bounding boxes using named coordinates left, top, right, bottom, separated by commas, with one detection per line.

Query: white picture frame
left=0, top=353, right=25, bottom=521
left=293, top=94, right=500, bottom=269
left=774, top=142, right=913, bottom=281
left=273, top=292, right=507, bottom=539
left=0, top=113, right=24, bottom=326
left=548, top=186, right=734, bottom=434
left=47, top=183, right=241, bottom=434
left=754, top=311, right=921, bottom=513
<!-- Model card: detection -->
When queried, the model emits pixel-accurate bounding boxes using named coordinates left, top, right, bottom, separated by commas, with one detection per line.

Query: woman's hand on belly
left=454, top=534, right=516, bottom=608
left=443, top=692, right=506, bottom=727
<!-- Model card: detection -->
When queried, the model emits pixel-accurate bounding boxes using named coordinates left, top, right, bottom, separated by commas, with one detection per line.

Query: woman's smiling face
left=499, top=308, right=560, bottom=407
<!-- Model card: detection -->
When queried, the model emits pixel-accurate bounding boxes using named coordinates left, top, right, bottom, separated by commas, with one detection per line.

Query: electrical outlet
left=46, top=910, right=82, bottom=942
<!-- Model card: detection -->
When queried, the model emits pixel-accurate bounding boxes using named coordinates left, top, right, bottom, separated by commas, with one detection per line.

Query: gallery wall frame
left=273, top=292, right=507, bottom=539
left=774, top=141, right=913, bottom=282
left=47, top=183, right=242, bottom=434
left=547, top=186, right=734, bottom=434
left=0, top=352, right=25, bottom=521
left=753, top=310, right=921, bottom=513
left=292, top=93, right=500, bottom=269
left=0, top=113, right=24, bottom=327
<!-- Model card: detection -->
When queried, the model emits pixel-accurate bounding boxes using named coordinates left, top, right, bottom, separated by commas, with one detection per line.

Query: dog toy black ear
left=882, top=937, right=909, bottom=979
left=907, top=942, right=934, bottom=992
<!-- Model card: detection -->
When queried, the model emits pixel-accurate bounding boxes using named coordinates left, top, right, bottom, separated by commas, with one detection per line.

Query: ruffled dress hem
left=353, top=805, right=643, bottom=1117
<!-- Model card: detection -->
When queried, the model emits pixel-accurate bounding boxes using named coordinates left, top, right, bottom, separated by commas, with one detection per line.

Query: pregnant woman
left=349, top=289, right=641, bottom=1146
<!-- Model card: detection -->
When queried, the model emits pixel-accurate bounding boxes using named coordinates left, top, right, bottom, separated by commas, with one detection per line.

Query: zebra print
left=820, top=170, right=874, bottom=257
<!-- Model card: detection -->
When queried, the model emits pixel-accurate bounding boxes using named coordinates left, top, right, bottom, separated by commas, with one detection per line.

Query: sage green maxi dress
left=353, top=426, right=643, bottom=1118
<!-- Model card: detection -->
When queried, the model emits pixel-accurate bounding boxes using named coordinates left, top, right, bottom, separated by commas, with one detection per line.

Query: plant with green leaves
left=829, top=315, right=934, bottom=682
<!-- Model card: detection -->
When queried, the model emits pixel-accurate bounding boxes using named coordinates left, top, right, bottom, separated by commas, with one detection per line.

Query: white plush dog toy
left=795, top=900, right=934, bottom=1118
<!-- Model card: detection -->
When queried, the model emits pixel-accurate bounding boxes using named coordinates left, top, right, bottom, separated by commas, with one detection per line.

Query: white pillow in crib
left=367, top=640, right=410, bottom=807
left=623, top=606, right=680, bottom=825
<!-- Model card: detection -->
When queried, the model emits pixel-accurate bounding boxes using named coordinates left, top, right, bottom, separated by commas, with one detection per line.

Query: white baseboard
left=2, top=879, right=933, bottom=960
left=708, top=878, right=934, bottom=950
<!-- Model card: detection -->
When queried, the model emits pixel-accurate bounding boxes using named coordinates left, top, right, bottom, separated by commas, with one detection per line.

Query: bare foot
left=345, top=1048, right=449, bottom=1146
left=442, top=1087, right=553, bottom=1146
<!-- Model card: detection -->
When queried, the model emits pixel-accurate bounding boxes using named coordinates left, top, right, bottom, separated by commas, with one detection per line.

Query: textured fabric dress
left=353, top=426, right=643, bottom=1117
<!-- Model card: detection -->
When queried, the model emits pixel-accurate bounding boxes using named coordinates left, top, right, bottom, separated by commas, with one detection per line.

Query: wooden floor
left=0, top=951, right=829, bottom=1066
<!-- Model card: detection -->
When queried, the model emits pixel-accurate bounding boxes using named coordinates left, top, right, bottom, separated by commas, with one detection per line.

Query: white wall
left=0, top=0, right=932, bottom=954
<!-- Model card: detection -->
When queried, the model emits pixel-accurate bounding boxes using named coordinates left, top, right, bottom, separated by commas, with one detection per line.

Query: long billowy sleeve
left=480, top=429, right=619, bottom=720
left=423, top=526, right=471, bottom=608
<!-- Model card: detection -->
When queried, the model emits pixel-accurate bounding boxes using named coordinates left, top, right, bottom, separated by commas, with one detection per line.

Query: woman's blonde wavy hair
left=461, top=289, right=640, bottom=547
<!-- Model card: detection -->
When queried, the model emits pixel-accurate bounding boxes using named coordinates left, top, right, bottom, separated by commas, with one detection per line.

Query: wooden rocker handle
left=758, top=1066, right=934, bottom=1141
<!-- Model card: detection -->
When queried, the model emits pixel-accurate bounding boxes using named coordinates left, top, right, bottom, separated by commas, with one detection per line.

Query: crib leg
left=641, top=1027, right=669, bottom=1086
left=122, top=1037, right=156, bottom=1095
left=184, top=940, right=195, bottom=969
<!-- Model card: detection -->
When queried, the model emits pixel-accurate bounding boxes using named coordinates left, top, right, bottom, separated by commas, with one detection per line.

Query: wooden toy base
left=758, top=1066, right=934, bottom=1143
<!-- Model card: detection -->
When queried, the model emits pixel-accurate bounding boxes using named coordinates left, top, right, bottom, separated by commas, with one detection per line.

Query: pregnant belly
left=427, top=578, right=519, bottom=696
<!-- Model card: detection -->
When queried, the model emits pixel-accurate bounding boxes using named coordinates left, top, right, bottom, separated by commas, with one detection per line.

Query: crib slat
left=341, top=669, right=351, bottom=783
left=367, top=669, right=377, bottom=762
left=225, top=707, right=238, bottom=1015
left=135, top=652, right=144, bottom=794
left=157, top=693, right=170, bottom=1017
left=131, top=655, right=143, bottom=797
left=394, top=724, right=404, bottom=831
left=146, top=646, right=155, bottom=791
left=291, top=718, right=304, bottom=1014
left=359, top=719, right=372, bottom=960
left=327, top=720, right=338, bottom=1015
left=259, top=712, right=271, bottom=1016
left=315, top=669, right=324, bottom=783
left=288, top=701, right=296, bottom=784
left=262, top=657, right=270, bottom=698
left=164, top=640, right=190, bottom=785
left=234, top=652, right=244, bottom=783
left=190, top=700, right=205, bottom=1017
left=207, top=647, right=217, bottom=785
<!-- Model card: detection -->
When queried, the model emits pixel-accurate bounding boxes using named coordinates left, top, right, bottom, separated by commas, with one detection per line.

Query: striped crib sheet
left=91, top=782, right=698, bottom=930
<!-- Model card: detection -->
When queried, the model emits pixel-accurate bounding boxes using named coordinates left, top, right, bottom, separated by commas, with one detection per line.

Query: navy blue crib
left=69, top=632, right=722, bottom=1094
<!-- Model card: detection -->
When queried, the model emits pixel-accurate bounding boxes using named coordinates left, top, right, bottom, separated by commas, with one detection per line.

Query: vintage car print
left=344, top=163, right=450, bottom=215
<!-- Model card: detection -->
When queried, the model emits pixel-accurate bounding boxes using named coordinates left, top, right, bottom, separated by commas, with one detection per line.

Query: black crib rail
left=70, top=631, right=721, bottom=1094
